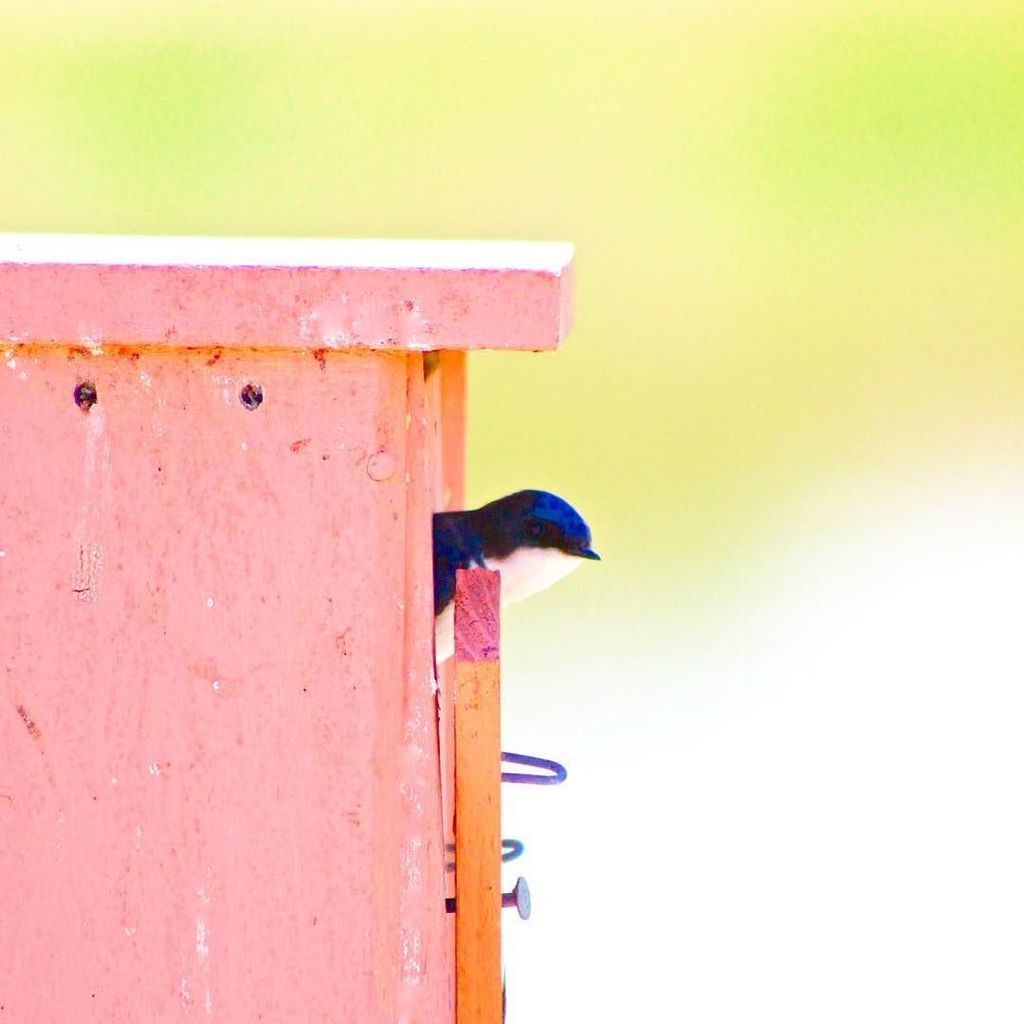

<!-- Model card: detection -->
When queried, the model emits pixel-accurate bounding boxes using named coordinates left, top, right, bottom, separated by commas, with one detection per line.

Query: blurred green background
left=5, top=2, right=1024, bottom=1020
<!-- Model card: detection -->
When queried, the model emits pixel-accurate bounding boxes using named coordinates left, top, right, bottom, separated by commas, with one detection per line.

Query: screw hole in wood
left=239, top=382, right=263, bottom=410
left=74, top=381, right=97, bottom=412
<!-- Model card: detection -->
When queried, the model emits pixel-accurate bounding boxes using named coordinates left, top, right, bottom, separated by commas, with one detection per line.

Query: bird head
left=479, top=490, right=600, bottom=562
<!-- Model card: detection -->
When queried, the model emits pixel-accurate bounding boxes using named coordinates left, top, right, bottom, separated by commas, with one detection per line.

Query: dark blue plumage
left=432, top=489, right=599, bottom=617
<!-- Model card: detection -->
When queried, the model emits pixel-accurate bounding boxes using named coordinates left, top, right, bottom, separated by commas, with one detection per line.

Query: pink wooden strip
left=454, top=569, right=501, bottom=663
left=433, top=353, right=468, bottom=926
left=396, top=354, right=453, bottom=1020
left=0, top=235, right=573, bottom=352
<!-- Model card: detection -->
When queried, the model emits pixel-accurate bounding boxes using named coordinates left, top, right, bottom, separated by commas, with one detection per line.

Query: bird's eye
left=527, top=520, right=545, bottom=540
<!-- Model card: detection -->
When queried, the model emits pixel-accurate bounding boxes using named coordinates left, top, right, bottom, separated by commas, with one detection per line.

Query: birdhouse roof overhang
left=0, top=234, right=574, bottom=352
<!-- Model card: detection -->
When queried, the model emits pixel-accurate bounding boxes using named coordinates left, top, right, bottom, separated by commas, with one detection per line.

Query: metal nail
left=445, top=876, right=531, bottom=920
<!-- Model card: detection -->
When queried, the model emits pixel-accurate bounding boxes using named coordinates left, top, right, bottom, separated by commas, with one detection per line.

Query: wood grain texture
left=454, top=568, right=501, bottom=663
left=453, top=568, right=502, bottom=1024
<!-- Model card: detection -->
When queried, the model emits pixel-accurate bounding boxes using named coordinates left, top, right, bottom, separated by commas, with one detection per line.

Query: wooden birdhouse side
left=0, top=235, right=573, bottom=1022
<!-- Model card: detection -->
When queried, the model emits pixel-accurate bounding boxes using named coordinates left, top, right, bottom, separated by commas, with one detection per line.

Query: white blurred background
left=500, top=466, right=1024, bottom=1021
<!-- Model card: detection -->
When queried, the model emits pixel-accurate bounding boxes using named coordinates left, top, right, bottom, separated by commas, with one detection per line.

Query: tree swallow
left=433, top=490, right=600, bottom=663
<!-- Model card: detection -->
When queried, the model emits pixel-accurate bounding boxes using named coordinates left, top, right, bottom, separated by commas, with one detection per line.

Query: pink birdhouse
left=0, top=235, right=573, bottom=1022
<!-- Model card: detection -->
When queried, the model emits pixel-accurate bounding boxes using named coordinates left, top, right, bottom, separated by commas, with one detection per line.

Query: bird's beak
left=576, top=547, right=601, bottom=560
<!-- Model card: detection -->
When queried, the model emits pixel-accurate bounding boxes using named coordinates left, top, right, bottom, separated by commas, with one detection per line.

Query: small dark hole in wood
left=239, top=383, right=263, bottom=410
left=74, top=381, right=98, bottom=412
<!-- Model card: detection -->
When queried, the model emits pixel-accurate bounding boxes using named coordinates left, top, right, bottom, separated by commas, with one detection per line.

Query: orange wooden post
left=453, top=568, right=502, bottom=1024
left=0, top=235, right=572, bottom=1021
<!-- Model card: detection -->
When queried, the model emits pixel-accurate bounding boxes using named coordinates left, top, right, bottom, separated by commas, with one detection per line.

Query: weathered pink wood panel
left=0, top=235, right=574, bottom=352
left=0, top=345, right=448, bottom=1021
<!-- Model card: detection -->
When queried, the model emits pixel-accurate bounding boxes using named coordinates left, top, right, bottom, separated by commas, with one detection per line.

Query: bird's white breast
left=434, top=548, right=583, bottom=663
left=483, top=546, right=584, bottom=605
